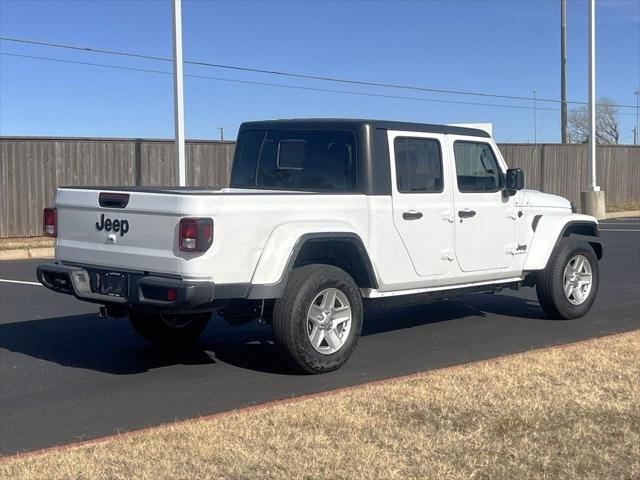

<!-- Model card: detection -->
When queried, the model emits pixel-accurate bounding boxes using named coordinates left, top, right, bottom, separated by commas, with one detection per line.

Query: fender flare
left=524, top=215, right=602, bottom=271
left=248, top=227, right=377, bottom=299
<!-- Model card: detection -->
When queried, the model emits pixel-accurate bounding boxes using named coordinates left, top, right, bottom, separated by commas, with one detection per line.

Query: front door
left=389, top=131, right=454, bottom=277
left=450, top=139, right=515, bottom=272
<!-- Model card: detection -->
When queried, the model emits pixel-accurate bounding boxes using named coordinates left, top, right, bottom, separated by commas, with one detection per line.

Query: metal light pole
left=581, top=0, right=605, bottom=218
left=587, top=0, right=597, bottom=191
left=172, top=0, right=186, bottom=186
left=560, top=0, right=568, bottom=143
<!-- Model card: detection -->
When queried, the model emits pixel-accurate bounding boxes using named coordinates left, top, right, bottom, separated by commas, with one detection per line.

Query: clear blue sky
left=1, top=0, right=638, bottom=143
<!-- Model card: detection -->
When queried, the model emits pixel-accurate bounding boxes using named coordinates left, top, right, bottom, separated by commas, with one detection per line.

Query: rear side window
left=453, top=141, right=503, bottom=193
left=231, top=130, right=357, bottom=192
left=394, top=137, right=443, bottom=193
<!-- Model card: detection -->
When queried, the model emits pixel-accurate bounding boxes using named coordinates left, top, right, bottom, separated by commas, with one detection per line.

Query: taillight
left=179, top=218, right=213, bottom=252
left=43, top=208, right=57, bottom=237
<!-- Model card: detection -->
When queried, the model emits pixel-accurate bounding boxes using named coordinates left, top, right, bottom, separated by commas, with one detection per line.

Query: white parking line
left=0, top=279, right=42, bottom=286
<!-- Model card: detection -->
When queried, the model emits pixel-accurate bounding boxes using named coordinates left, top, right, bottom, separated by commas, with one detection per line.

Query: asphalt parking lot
left=1, top=219, right=638, bottom=455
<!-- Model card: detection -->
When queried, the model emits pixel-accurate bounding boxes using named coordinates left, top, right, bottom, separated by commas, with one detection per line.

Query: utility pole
left=581, top=0, right=605, bottom=219
left=172, top=0, right=186, bottom=186
left=560, top=0, right=568, bottom=143
left=533, top=89, right=537, bottom=144
left=635, top=90, right=639, bottom=145
left=218, top=128, right=224, bottom=141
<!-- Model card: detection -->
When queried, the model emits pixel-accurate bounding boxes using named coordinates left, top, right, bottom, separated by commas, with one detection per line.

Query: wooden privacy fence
left=498, top=144, right=640, bottom=210
left=1, top=137, right=638, bottom=238
left=0, top=138, right=235, bottom=238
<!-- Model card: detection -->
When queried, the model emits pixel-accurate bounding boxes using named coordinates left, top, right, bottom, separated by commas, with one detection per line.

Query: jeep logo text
left=96, top=214, right=129, bottom=236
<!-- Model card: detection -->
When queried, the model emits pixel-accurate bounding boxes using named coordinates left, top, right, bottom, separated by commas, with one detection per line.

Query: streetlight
left=172, top=0, right=186, bottom=186
left=581, top=0, right=606, bottom=219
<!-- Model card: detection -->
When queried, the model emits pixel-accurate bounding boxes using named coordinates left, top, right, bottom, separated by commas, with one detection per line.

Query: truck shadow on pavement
left=0, top=314, right=218, bottom=375
left=0, top=293, right=547, bottom=375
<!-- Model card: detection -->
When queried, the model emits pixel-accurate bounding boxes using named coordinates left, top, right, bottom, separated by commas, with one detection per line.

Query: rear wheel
left=536, top=238, right=599, bottom=319
left=129, top=311, right=211, bottom=345
left=272, top=264, right=363, bottom=374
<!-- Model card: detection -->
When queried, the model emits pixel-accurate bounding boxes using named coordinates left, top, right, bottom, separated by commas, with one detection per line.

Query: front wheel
left=129, top=311, right=211, bottom=345
left=272, top=264, right=363, bottom=374
left=536, top=238, right=599, bottom=319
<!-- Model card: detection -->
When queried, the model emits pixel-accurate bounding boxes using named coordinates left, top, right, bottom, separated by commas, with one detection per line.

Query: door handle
left=402, top=210, right=423, bottom=220
left=458, top=210, right=477, bottom=218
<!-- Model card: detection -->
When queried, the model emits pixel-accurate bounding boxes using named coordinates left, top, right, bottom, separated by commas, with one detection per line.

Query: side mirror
left=505, top=168, right=524, bottom=194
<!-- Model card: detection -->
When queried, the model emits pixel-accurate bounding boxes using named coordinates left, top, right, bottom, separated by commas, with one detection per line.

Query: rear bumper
left=37, top=263, right=216, bottom=309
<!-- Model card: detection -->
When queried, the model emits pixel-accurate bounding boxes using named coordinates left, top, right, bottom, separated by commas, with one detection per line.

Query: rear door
left=449, top=138, right=515, bottom=271
left=389, top=131, right=454, bottom=277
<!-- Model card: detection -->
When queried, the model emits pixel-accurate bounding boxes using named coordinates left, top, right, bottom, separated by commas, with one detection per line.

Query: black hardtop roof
left=239, top=118, right=491, bottom=138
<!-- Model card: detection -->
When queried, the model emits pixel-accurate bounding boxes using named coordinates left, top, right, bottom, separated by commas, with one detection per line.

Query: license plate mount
left=90, top=270, right=129, bottom=298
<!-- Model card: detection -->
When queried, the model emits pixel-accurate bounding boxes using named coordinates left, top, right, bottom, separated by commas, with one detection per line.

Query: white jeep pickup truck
left=38, top=119, right=602, bottom=373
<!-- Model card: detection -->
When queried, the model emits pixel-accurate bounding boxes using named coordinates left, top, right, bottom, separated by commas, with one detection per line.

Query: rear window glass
left=231, top=130, right=357, bottom=191
left=394, top=137, right=443, bottom=193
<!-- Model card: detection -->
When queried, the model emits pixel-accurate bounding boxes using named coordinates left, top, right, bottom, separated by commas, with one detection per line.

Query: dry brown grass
left=2, top=331, right=639, bottom=480
left=0, top=236, right=53, bottom=251
left=607, top=203, right=640, bottom=213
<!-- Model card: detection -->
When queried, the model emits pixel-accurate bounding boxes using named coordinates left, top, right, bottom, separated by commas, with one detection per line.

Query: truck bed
left=59, top=186, right=314, bottom=195
left=61, top=186, right=225, bottom=194
left=53, top=186, right=371, bottom=284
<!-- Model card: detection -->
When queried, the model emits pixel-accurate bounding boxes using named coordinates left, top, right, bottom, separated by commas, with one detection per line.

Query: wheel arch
left=524, top=215, right=603, bottom=271
left=248, top=232, right=378, bottom=299
left=560, top=223, right=603, bottom=261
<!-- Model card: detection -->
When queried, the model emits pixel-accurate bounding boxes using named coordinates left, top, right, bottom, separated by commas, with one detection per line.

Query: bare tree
left=567, top=97, right=620, bottom=144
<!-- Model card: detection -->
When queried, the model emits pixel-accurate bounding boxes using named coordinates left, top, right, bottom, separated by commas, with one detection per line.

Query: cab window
left=453, top=141, right=503, bottom=193
left=394, top=137, right=443, bottom=193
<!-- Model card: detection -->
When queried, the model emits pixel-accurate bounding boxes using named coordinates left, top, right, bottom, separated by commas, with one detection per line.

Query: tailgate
left=55, top=188, right=182, bottom=275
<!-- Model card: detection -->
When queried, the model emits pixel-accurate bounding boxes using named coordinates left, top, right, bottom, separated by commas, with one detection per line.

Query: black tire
left=129, top=311, right=211, bottom=345
left=272, top=264, right=363, bottom=374
left=536, top=238, right=599, bottom=319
